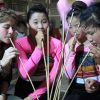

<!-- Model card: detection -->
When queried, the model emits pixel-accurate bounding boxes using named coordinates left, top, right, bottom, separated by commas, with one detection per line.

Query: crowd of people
left=0, top=0, right=100, bottom=100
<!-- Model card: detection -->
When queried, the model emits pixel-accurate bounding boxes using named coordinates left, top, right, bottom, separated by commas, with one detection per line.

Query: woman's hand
left=85, top=79, right=100, bottom=93
left=68, top=37, right=77, bottom=51
left=1, top=47, right=19, bottom=67
left=35, top=31, right=44, bottom=49
left=89, top=45, right=100, bottom=64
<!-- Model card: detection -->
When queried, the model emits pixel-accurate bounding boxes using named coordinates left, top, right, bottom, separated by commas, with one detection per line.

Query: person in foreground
left=0, top=9, right=19, bottom=100
left=64, top=2, right=100, bottom=100
left=15, top=3, right=62, bottom=100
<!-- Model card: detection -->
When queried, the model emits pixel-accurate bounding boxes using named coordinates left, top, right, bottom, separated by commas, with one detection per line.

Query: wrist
left=36, top=45, right=42, bottom=49
left=0, top=60, right=4, bottom=72
left=0, top=60, right=5, bottom=67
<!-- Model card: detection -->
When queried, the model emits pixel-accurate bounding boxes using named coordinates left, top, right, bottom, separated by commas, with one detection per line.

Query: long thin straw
left=47, top=27, right=50, bottom=100
left=52, top=10, right=74, bottom=100
left=54, top=24, right=80, bottom=100
left=57, top=79, right=62, bottom=100
left=49, top=50, right=63, bottom=100
left=53, top=44, right=72, bottom=100
left=41, top=41, right=49, bottom=100
left=62, top=51, right=90, bottom=100
left=55, top=22, right=80, bottom=100
left=9, top=38, right=39, bottom=100
left=56, top=11, right=76, bottom=100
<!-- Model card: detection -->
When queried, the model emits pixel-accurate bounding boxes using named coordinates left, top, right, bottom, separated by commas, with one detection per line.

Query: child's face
left=85, top=26, right=100, bottom=47
left=28, top=12, right=49, bottom=35
left=0, top=18, right=16, bottom=44
left=68, top=16, right=85, bottom=39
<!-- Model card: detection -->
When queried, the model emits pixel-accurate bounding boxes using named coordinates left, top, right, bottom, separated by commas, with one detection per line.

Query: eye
left=33, top=21, right=38, bottom=24
left=12, top=26, right=16, bottom=31
left=3, top=25, right=10, bottom=29
left=42, top=19, right=48, bottom=23
left=74, top=24, right=79, bottom=27
left=87, top=32, right=94, bottom=35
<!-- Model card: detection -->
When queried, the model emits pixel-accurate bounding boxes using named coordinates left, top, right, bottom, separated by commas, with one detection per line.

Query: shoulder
left=15, top=36, right=30, bottom=46
left=15, top=36, right=28, bottom=43
left=50, top=37, right=62, bottom=45
left=50, top=37, right=62, bottom=53
left=15, top=36, right=29, bottom=49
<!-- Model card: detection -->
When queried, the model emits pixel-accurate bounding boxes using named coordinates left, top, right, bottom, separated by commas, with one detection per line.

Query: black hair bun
left=72, top=1, right=87, bottom=11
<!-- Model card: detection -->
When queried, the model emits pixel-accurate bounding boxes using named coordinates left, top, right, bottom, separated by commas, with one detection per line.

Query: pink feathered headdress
left=57, top=0, right=71, bottom=31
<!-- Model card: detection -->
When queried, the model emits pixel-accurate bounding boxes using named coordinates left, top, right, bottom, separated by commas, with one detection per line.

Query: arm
left=0, top=47, right=17, bottom=99
left=89, top=45, right=100, bottom=65
left=57, top=0, right=71, bottom=32
left=0, top=81, right=9, bottom=100
left=0, top=71, right=12, bottom=100
left=0, top=70, right=12, bottom=100
left=64, top=37, right=77, bottom=79
left=0, top=81, right=9, bottom=93
left=15, top=31, right=45, bottom=79
left=0, top=64, right=12, bottom=100
left=15, top=41, right=43, bottom=79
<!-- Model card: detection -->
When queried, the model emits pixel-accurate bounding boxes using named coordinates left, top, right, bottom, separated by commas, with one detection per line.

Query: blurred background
left=2, top=0, right=75, bottom=28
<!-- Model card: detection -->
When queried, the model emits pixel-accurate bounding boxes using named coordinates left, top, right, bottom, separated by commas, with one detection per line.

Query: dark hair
left=67, top=1, right=87, bottom=18
left=27, top=3, right=49, bottom=23
left=0, top=9, right=17, bottom=23
left=80, top=2, right=100, bottom=28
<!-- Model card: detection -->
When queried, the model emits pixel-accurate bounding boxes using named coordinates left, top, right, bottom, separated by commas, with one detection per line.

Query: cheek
left=43, top=24, right=49, bottom=33
left=86, top=34, right=92, bottom=41
left=30, top=25, right=37, bottom=31
left=0, top=33, right=5, bottom=41
left=29, top=22, right=37, bottom=31
left=93, top=34, right=100, bottom=43
left=43, top=24, right=49, bottom=29
left=0, top=29, right=7, bottom=37
left=68, top=27, right=74, bottom=36
left=29, top=24, right=38, bottom=33
left=70, top=31, right=74, bottom=36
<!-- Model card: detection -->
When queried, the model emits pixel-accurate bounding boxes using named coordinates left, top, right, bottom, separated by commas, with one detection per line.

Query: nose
left=8, top=27, right=14, bottom=34
left=86, top=34, right=97, bottom=46
left=86, top=34, right=93, bottom=42
left=38, top=23, right=43, bottom=29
